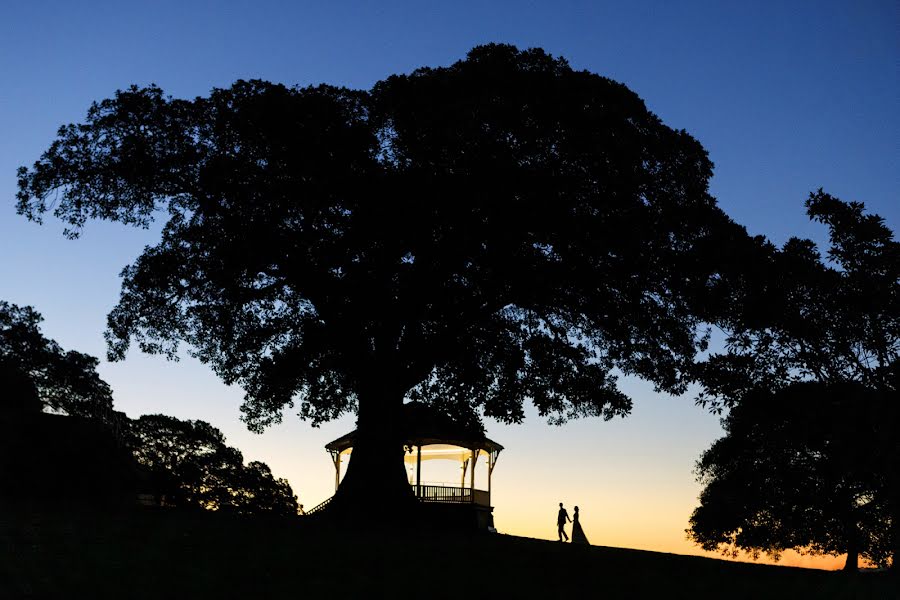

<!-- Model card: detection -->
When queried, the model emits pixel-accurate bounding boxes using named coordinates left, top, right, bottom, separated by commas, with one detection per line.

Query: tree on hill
left=0, top=302, right=296, bottom=512
left=16, top=44, right=754, bottom=515
left=1, top=301, right=115, bottom=421
left=688, top=382, right=896, bottom=570
left=691, top=192, right=898, bottom=570
left=0, top=301, right=138, bottom=504
left=231, top=460, right=300, bottom=516
left=129, top=414, right=299, bottom=516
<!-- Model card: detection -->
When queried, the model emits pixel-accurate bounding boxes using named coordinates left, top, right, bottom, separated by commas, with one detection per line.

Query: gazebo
left=319, top=402, right=503, bottom=529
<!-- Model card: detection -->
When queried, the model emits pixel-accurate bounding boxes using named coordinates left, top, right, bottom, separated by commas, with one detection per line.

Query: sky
left=1, top=0, right=897, bottom=570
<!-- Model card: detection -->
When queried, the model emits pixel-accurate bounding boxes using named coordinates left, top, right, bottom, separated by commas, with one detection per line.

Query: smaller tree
left=230, top=461, right=299, bottom=516
left=688, top=382, right=894, bottom=570
left=692, top=191, right=898, bottom=570
left=129, top=414, right=299, bottom=516
left=0, top=301, right=114, bottom=421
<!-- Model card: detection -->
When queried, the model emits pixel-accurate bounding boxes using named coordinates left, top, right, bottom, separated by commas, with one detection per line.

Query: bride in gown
left=571, top=506, right=590, bottom=545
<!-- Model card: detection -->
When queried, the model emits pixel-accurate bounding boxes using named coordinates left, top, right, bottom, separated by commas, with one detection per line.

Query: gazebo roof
left=325, top=401, right=503, bottom=454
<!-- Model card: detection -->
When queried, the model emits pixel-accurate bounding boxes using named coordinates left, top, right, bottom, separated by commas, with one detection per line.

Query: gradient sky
left=1, top=1, right=896, bottom=570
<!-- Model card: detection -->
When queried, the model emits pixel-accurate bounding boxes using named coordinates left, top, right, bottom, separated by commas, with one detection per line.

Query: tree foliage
left=0, top=301, right=114, bottom=420
left=691, top=192, right=898, bottom=569
left=696, top=191, right=899, bottom=408
left=129, top=414, right=299, bottom=516
left=0, top=303, right=296, bottom=514
left=16, top=44, right=752, bottom=509
left=688, top=382, right=896, bottom=569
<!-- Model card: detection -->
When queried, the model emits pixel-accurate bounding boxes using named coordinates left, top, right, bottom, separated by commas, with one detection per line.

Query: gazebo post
left=416, top=445, right=422, bottom=498
left=488, top=449, right=499, bottom=505
left=487, top=451, right=492, bottom=496
left=470, top=449, right=477, bottom=493
left=334, top=452, right=341, bottom=492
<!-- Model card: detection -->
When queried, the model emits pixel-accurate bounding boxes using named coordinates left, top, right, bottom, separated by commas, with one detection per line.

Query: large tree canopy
left=17, top=44, right=750, bottom=511
left=0, top=301, right=115, bottom=421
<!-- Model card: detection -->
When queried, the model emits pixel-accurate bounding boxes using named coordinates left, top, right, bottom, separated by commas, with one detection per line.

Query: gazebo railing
left=304, top=495, right=333, bottom=515
left=416, top=484, right=490, bottom=507
left=301, top=484, right=491, bottom=518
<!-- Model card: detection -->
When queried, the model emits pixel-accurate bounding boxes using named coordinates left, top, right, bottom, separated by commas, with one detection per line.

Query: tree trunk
left=843, top=515, right=859, bottom=573
left=327, top=379, right=415, bottom=524
left=843, top=547, right=859, bottom=572
left=891, top=488, right=899, bottom=573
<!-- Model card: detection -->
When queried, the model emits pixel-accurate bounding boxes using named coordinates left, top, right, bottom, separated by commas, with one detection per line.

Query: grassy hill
left=1, top=506, right=892, bottom=599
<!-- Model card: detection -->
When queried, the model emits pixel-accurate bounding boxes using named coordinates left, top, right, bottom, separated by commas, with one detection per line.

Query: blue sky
left=1, top=0, right=896, bottom=566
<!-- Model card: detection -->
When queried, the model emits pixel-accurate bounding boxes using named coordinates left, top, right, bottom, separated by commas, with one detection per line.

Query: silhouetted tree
left=696, top=191, right=898, bottom=406
left=17, top=44, right=750, bottom=514
left=0, top=301, right=114, bottom=421
left=129, top=414, right=298, bottom=516
left=688, top=382, right=895, bottom=570
left=231, top=460, right=299, bottom=516
left=692, top=192, right=898, bottom=570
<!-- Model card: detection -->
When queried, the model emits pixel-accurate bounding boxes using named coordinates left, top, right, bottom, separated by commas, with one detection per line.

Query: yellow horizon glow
left=105, top=360, right=869, bottom=574
left=321, top=440, right=854, bottom=571
left=498, top=512, right=851, bottom=570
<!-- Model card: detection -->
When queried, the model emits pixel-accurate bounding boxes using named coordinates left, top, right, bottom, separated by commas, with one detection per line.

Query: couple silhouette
left=557, top=502, right=589, bottom=544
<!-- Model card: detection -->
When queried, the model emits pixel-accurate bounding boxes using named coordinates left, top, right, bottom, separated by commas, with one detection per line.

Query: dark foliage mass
left=689, top=382, right=896, bottom=569
left=129, top=414, right=299, bottom=516
left=0, top=301, right=298, bottom=516
left=15, top=44, right=751, bottom=429
left=696, top=191, right=898, bottom=408
left=16, top=45, right=752, bottom=509
left=0, top=301, right=115, bottom=421
left=690, top=193, right=898, bottom=570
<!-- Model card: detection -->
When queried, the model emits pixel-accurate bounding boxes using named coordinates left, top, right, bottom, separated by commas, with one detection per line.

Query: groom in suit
left=557, top=502, right=571, bottom=542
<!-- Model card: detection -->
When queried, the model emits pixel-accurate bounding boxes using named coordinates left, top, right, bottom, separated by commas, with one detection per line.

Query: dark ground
left=0, top=506, right=894, bottom=599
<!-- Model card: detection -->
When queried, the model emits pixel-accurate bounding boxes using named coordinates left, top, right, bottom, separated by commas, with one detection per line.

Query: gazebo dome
left=324, top=401, right=503, bottom=454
